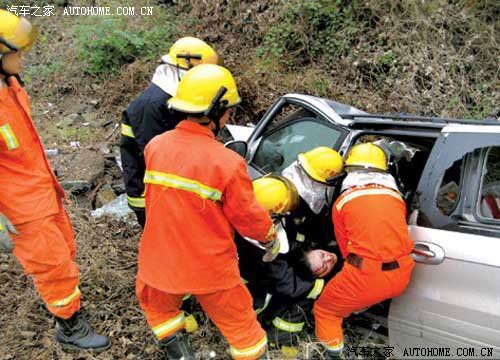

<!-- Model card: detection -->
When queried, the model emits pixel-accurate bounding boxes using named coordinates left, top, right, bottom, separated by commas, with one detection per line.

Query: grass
left=74, top=14, right=177, bottom=77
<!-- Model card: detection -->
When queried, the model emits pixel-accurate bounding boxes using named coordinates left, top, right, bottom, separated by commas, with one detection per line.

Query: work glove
left=261, top=223, right=280, bottom=262
left=262, top=238, right=280, bottom=262
left=0, top=213, right=17, bottom=253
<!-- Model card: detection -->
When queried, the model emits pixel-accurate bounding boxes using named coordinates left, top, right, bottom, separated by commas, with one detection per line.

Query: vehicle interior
left=347, top=134, right=435, bottom=207
left=249, top=103, right=439, bottom=210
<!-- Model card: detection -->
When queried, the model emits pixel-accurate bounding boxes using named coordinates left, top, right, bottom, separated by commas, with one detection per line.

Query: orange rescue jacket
left=138, top=120, right=274, bottom=294
left=332, top=184, right=413, bottom=262
left=0, top=77, right=65, bottom=225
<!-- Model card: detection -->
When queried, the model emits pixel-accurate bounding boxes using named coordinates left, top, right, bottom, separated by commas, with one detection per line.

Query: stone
left=95, top=185, right=117, bottom=208
left=111, top=181, right=126, bottom=195
left=82, top=112, right=99, bottom=127
left=56, top=113, right=83, bottom=128
left=53, top=149, right=106, bottom=194
left=99, top=144, right=111, bottom=155
left=20, top=331, right=36, bottom=340
left=61, top=180, right=92, bottom=194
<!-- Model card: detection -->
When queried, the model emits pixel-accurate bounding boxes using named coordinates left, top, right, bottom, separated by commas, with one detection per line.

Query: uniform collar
left=341, top=171, right=399, bottom=193
left=0, top=76, right=22, bottom=101
left=6, top=76, right=22, bottom=92
left=176, top=120, right=215, bottom=139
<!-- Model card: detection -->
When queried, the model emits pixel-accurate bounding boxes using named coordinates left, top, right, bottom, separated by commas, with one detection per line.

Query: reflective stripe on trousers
left=48, top=286, right=81, bottom=308
left=152, top=313, right=185, bottom=340
left=230, top=335, right=267, bottom=359
left=127, top=195, right=145, bottom=208
left=272, top=317, right=304, bottom=333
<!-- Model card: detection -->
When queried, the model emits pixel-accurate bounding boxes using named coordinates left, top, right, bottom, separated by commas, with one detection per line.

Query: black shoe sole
left=58, top=341, right=112, bottom=353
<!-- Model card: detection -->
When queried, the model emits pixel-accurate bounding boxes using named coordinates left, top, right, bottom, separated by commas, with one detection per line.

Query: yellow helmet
left=298, top=146, right=343, bottom=183
left=162, top=37, right=218, bottom=70
left=345, top=143, right=388, bottom=171
left=168, top=64, right=241, bottom=114
left=0, top=10, right=38, bottom=54
left=253, top=175, right=299, bottom=214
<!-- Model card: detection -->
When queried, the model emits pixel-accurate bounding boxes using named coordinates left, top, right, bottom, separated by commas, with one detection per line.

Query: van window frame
left=474, top=147, right=500, bottom=226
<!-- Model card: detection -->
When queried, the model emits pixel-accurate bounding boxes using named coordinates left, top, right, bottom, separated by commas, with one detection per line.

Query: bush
left=257, top=0, right=369, bottom=68
left=74, top=16, right=177, bottom=76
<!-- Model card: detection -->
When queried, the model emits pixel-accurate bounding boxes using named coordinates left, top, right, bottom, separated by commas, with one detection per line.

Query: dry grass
left=0, top=205, right=233, bottom=360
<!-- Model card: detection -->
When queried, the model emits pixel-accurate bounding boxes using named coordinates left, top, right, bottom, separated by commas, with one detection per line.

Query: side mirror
left=225, top=140, right=248, bottom=157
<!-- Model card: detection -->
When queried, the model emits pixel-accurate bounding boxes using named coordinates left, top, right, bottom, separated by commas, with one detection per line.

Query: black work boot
left=55, top=311, right=110, bottom=352
left=160, top=331, right=195, bottom=360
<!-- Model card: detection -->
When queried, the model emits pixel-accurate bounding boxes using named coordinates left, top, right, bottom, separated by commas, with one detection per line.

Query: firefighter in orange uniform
left=314, top=143, right=415, bottom=359
left=136, top=64, right=280, bottom=359
left=0, top=10, right=109, bottom=351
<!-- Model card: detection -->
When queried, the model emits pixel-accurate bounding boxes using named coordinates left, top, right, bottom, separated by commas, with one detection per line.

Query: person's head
left=297, top=146, right=344, bottom=184
left=305, top=249, right=337, bottom=278
left=161, top=37, right=219, bottom=70
left=167, top=64, right=240, bottom=134
left=252, top=175, right=299, bottom=214
left=344, top=142, right=388, bottom=173
left=0, top=10, right=38, bottom=78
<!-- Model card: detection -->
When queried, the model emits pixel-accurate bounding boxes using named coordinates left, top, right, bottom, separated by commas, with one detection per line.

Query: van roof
left=282, top=93, right=499, bottom=130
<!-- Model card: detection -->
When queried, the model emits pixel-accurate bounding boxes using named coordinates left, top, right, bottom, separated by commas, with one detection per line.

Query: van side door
left=389, top=125, right=500, bottom=359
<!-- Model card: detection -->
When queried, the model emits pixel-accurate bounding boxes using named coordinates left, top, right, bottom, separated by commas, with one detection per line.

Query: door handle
left=412, top=242, right=445, bottom=265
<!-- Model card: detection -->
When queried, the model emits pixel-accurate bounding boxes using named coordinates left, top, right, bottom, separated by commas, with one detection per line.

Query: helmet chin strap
left=176, top=53, right=202, bottom=70
left=199, top=86, right=228, bottom=136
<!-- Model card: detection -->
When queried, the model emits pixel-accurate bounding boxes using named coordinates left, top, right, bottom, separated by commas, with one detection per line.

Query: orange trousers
left=314, top=256, right=414, bottom=351
left=12, top=206, right=81, bottom=319
left=136, top=279, right=267, bottom=359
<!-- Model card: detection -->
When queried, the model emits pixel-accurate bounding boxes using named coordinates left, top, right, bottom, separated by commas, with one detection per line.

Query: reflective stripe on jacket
left=333, top=183, right=413, bottom=261
left=138, top=120, right=274, bottom=294
left=0, top=77, right=65, bottom=225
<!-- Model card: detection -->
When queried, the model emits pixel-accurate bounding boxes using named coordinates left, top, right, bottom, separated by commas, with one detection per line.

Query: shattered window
left=252, top=119, right=343, bottom=174
left=479, top=147, right=500, bottom=220
left=436, top=157, right=464, bottom=216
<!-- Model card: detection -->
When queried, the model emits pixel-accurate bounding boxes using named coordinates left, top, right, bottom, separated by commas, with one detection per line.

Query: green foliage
left=303, top=75, right=330, bottom=96
left=24, top=60, right=63, bottom=84
left=257, top=0, right=366, bottom=67
left=74, top=16, right=176, bottom=76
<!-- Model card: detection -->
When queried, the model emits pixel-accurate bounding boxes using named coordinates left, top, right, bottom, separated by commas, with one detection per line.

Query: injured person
left=237, top=146, right=343, bottom=355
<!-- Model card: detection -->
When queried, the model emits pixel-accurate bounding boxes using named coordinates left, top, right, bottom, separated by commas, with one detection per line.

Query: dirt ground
left=0, top=208, right=232, bottom=360
left=0, top=207, right=387, bottom=360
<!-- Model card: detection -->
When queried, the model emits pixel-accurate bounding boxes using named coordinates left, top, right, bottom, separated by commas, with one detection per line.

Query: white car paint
left=225, top=124, right=254, bottom=142
left=443, top=124, right=500, bottom=133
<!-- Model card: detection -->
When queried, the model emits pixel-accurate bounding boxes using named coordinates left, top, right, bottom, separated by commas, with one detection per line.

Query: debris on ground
left=91, top=194, right=133, bottom=221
